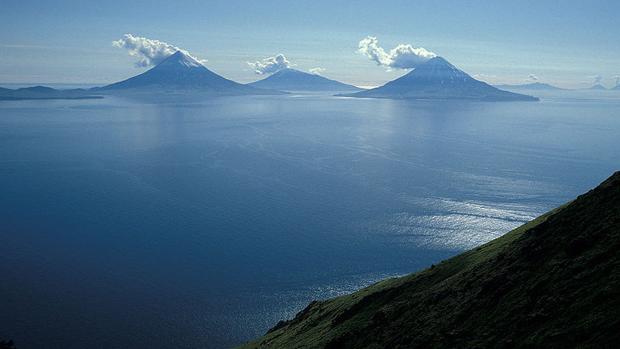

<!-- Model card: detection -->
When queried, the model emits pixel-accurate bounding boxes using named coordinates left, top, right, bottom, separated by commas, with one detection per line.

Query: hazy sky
left=1, top=0, right=619, bottom=88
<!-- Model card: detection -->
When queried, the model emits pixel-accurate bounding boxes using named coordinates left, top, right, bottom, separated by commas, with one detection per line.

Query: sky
left=1, top=0, right=619, bottom=88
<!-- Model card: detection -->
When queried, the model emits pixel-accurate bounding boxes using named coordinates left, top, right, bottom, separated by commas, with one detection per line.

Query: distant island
left=241, top=171, right=620, bottom=348
left=247, top=68, right=363, bottom=92
left=0, top=86, right=102, bottom=101
left=0, top=53, right=548, bottom=102
left=93, top=51, right=281, bottom=96
left=340, top=57, right=538, bottom=101
left=588, top=84, right=607, bottom=90
left=494, top=82, right=565, bottom=91
left=1, top=53, right=545, bottom=102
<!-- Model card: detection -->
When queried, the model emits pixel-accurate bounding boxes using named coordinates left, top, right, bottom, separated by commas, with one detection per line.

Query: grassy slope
left=241, top=172, right=620, bottom=348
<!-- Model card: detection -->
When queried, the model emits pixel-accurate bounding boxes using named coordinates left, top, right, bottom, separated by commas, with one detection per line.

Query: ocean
left=1, top=92, right=619, bottom=348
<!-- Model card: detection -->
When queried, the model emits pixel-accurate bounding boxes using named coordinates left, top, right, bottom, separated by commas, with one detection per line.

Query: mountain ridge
left=241, top=171, right=620, bottom=348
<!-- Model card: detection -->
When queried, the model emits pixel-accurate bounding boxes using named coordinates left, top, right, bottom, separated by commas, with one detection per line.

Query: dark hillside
left=242, top=172, right=620, bottom=348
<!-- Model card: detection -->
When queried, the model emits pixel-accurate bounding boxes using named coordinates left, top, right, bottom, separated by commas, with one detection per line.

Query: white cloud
left=112, top=34, right=204, bottom=68
left=248, top=54, right=291, bottom=75
left=358, top=36, right=436, bottom=70
left=614, top=75, right=620, bottom=86
left=527, top=74, right=539, bottom=82
left=309, top=67, right=326, bottom=75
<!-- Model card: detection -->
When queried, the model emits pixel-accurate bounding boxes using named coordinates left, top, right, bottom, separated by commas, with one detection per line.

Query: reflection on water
left=1, top=93, right=619, bottom=348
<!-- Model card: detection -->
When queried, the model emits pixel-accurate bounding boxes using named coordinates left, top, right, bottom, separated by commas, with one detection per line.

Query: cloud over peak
left=113, top=34, right=204, bottom=68
left=248, top=54, right=291, bottom=75
left=358, top=36, right=436, bottom=70
left=528, top=74, right=539, bottom=82
left=309, top=67, right=326, bottom=75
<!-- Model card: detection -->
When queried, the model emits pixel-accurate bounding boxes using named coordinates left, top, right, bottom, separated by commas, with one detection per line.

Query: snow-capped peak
left=164, top=50, right=204, bottom=68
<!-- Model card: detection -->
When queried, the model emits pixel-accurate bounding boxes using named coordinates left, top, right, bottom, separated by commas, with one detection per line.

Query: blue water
left=1, top=94, right=619, bottom=348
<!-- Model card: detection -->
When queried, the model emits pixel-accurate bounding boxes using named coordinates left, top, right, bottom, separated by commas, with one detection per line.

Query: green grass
left=240, top=172, right=620, bottom=348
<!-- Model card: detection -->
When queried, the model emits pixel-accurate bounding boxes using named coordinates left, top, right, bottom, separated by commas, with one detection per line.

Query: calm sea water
left=1, top=93, right=619, bottom=348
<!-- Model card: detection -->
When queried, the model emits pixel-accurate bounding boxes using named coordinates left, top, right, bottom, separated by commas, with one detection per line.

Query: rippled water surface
left=1, top=94, right=619, bottom=348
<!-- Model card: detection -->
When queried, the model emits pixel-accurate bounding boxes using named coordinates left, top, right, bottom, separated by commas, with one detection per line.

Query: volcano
left=98, top=51, right=278, bottom=95
left=248, top=68, right=362, bottom=92
left=342, top=57, right=537, bottom=101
